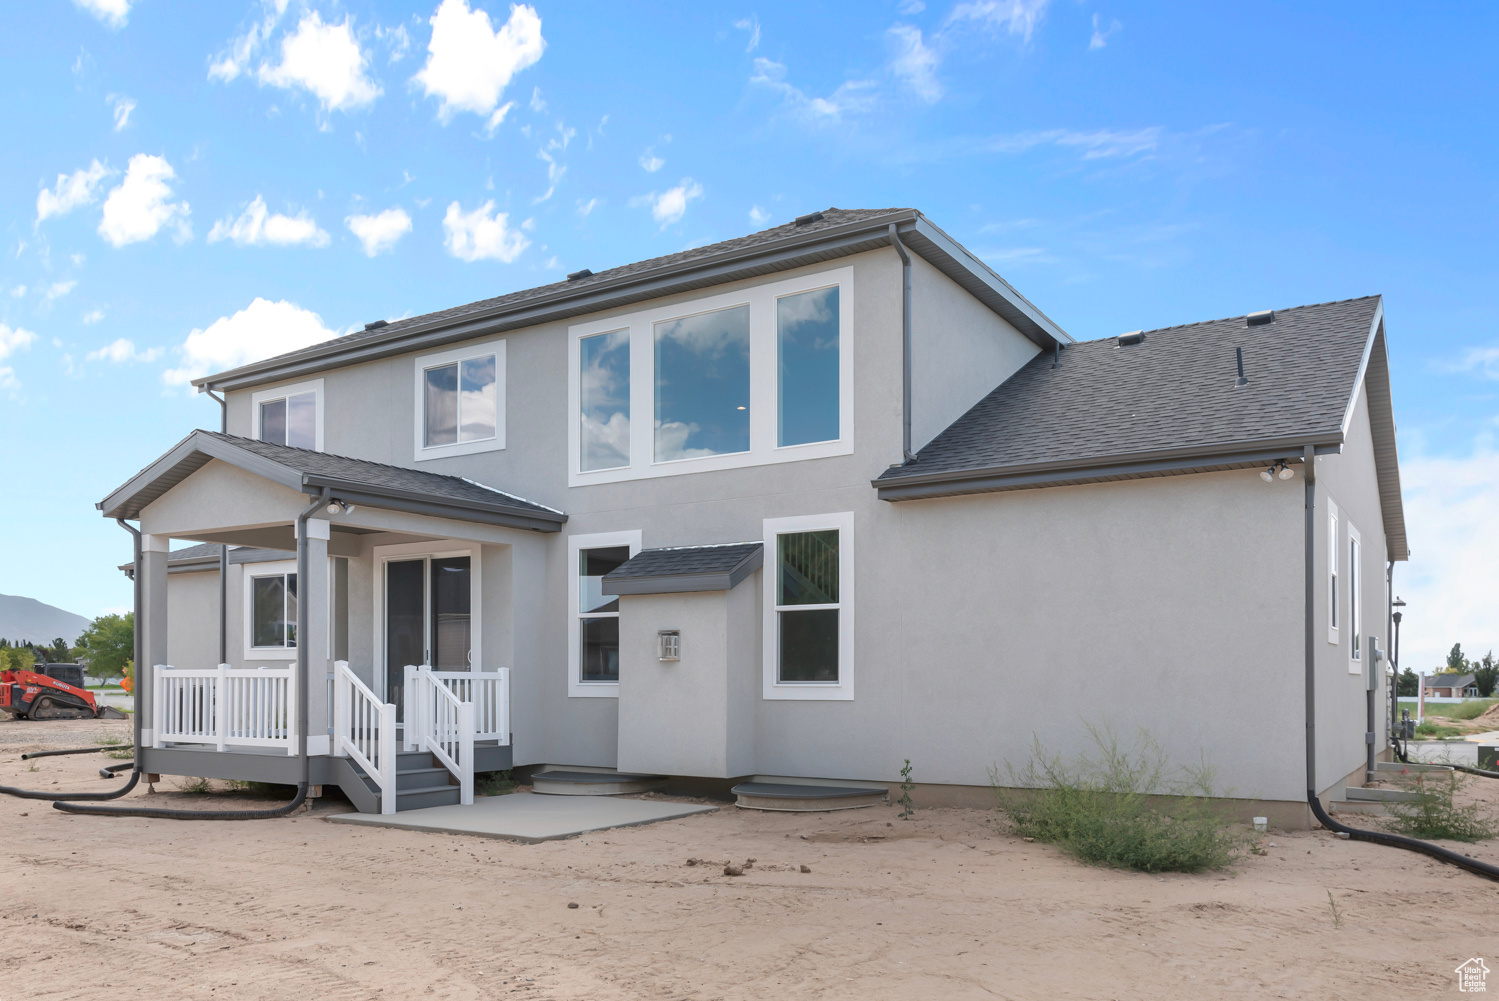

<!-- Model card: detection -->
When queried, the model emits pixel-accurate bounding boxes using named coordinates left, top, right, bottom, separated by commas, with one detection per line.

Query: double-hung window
left=566, top=530, right=641, bottom=697
left=252, top=380, right=322, bottom=450
left=568, top=267, right=853, bottom=485
left=414, top=340, right=506, bottom=460
left=246, top=564, right=298, bottom=658
left=1348, top=525, right=1363, bottom=673
left=1327, top=500, right=1339, bottom=645
left=763, top=512, right=854, bottom=700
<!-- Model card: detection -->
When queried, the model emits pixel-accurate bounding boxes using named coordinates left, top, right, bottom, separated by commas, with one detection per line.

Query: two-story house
left=100, top=207, right=1406, bottom=826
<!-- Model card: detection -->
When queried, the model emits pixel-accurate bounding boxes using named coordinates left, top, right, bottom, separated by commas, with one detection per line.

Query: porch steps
left=732, top=776, right=890, bottom=812
left=334, top=750, right=462, bottom=813
left=531, top=768, right=667, bottom=796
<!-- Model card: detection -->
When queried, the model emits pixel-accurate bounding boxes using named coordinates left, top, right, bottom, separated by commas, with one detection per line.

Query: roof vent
left=1246, top=309, right=1275, bottom=327
left=794, top=211, right=825, bottom=227
left=1117, top=330, right=1146, bottom=347
left=567, top=268, right=593, bottom=281
left=363, top=320, right=389, bottom=331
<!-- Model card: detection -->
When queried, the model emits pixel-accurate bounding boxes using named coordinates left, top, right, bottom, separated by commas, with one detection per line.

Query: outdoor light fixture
left=326, top=499, right=355, bottom=515
left=657, top=630, right=681, bottom=662
left=1260, top=462, right=1295, bottom=482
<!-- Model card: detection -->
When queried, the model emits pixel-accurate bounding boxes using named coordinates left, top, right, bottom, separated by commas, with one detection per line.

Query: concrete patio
left=325, top=791, right=719, bottom=842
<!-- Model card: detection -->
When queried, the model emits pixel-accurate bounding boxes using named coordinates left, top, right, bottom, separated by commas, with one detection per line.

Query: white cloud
left=987, top=126, right=1164, bottom=160
left=98, top=154, right=191, bottom=247
left=44, top=280, right=78, bottom=301
left=1450, top=345, right=1499, bottom=381
left=1397, top=446, right=1499, bottom=672
left=442, top=201, right=530, bottom=263
left=750, top=58, right=877, bottom=122
left=163, top=297, right=341, bottom=386
left=209, top=1, right=288, bottom=83
left=535, top=150, right=566, bottom=203
left=1090, top=13, right=1121, bottom=50
left=945, top=0, right=1051, bottom=43
left=734, top=16, right=760, bottom=52
left=73, top=0, right=129, bottom=29
left=639, top=179, right=704, bottom=228
left=258, top=11, right=382, bottom=113
left=576, top=197, right=601, bottom=218
left=413, top=0, right=545, bottom=126
left=0, top=323, right=37, bottom=390
left=749, top=205, right=771, bottom=226
left=888, top=25, right=942, bottom=102
left=87, top=337, right=162, bottom=363
left=377, top=22, right=411, bottom=62
left=108, top=93, right=137, bottom=130
left=899, top=0, right=926, bottom=12
left=208, top=195, right=330, bottom=248
left=529, top=86, right=546, bottom=113
left=639, top=149, right=665, bottom=173
left=36, top=160, right=112, bottom=225
left=346, top=207, right=413, bottom=256
left=9, top=285, right=26, bottom=298
left=82, top=308, right=105, bottom=324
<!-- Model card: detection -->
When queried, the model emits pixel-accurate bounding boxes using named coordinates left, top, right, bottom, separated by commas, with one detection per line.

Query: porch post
left=299, top=517, right=333, bottom=755
left=138, top=533, right=170, bottom=746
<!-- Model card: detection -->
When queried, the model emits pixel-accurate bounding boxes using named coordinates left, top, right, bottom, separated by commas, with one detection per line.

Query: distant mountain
left=0, top=593, right=93, bottom=646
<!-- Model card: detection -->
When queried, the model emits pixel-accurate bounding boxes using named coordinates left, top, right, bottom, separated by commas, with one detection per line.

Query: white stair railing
left=153, top=664, right=297, bottom=755
left=403, top=665, right=475, bottom=805
left=423, top=668, right=510, bottom=745
left=332, top=660, right=396, bottom=815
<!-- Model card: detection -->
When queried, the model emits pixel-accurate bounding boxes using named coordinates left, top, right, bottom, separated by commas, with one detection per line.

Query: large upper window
left=654, top=305, right=751, bottom=461
left=250, top=569, right=297, bottom=650
left=568, top=267, right=853, bottom=485
left=413, top=340, right=506, bottom=460
left=762, top=512, right=854, bottom=701
left=252, top=380, right=323, bottom=451
left=777, top=286, right=840, bottom=447
left=580, top=329, right=631, bottom=471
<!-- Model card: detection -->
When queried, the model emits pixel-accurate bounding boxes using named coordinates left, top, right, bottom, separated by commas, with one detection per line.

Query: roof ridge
left=1072, top=294, right=1382, bottom=343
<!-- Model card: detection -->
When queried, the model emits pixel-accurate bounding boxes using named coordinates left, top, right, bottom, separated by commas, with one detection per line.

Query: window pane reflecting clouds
left=259, top=399, right=286, bottom=447
left=654, top=305, right=750, bottom=461
left=286, top=392, right=316, bottom=449
left=458, top=357, right=497, bottom=442
left=425, top=364, right=458, bottom=446
left=580, top=330, right=630, bottom=470
left=777, top=287, right=839, bottom=446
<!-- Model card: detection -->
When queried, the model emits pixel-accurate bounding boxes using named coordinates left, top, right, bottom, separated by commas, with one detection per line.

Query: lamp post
left=1391, top=598, right=1406, bottom=740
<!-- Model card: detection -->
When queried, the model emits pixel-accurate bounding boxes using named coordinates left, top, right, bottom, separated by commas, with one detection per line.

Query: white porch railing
left=404, top=665, right=498, bottom=806
left=332, top=660, right=396, bottom=815
left=152, top=663, right=297, bottom=754
left=427, top=668, right=510, bottom=745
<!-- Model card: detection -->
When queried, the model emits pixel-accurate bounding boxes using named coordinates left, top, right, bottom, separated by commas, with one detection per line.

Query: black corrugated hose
left=1307, top=791, right=1499, bottom=881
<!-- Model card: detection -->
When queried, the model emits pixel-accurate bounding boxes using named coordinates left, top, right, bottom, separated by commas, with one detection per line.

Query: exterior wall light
left=1260, top=462, right=1295, bottom=482
left=326, top=499, right=355, bottom=515
left=657, top=630, right=680, bottom=662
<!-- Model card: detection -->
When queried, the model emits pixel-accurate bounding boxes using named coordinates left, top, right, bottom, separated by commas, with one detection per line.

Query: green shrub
left=477, top=769, right=517, bottom=796
left=1415, top=720, right=1465, bottom=738
left=1440, top=699, right=1498, bottom=721
left=991, top=723, right=1252, bottom=873
left=1385, top=769, right=1498, bottom=842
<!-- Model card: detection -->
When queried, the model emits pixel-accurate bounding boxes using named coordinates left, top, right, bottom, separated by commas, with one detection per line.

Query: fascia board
left=314, top=486, right=564, bottom=533
left=301, top=474, right=567, bottom=526
left=1340, top=297, right=1384, bottom=439
left=98, top=430, right=303, bottom=519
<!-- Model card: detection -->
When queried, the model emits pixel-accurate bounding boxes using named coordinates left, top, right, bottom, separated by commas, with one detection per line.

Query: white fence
left=332, top=660, right=396, bottom=814
left=404, top=666, right=474, bottom=805
left=152, top=663, right=297, bottom=754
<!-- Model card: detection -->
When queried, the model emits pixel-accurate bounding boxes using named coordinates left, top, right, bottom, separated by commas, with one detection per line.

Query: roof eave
left=302, top=475, right=566, bottom=533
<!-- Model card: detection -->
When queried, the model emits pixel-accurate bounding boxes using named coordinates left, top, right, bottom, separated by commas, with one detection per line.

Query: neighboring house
left=1423, top=673, right=1479, bottom=699
left=99, top=207, right=1406, bottom=825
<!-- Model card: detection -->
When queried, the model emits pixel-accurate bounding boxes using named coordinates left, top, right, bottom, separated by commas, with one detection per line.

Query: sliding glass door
left=384, top=554, right=472, bottom=719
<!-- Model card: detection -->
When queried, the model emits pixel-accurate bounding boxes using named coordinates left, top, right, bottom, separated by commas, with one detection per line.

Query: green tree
left=1398, top=667, right=1419, bottom=697
left=0, top=646, right=36, bottom=673
left=75, top=613, right=134, bottom=677
left=1474, top=652, right=1498, bottom=699
left=1445, top=643, right=1469, bottom=675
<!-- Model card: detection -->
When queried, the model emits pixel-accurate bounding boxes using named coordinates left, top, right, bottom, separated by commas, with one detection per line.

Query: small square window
left=255, top=388, right=318, bottom=450
left=250, top=572, right=297, bottom=649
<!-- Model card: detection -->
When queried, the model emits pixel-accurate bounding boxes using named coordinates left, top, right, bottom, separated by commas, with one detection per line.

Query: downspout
left=889, top=224, right=916, bottom=464
left=1301, top=449, right=1499, bottom=879
left=204, top=388, right=229, bottom=666
left=55, top=491, right=328, bottom=820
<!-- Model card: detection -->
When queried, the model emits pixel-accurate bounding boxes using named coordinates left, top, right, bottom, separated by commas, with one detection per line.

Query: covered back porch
left=99, top=430, right=566, bottom=813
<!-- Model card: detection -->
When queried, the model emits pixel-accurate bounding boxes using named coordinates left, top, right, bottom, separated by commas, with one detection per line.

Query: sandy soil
left=2, top=723, right=1498, bottom=1000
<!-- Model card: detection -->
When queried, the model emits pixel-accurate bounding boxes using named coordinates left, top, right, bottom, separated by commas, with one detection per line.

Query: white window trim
left=251, top=378, right=324, bottom=451
left=1326, top=499, right=1340, bottom=646
left=413, top=338, right=507, bottom=462
left=1348, top=523, right=1363, bottom=675
left=762, top=511, right=854, bottom=702
left=567, top=529, right=642, bottom=698
left=567, top=266, right=855, bottom=487
left=242, top=559, right=299, bottom=661
left=370, top=540, right=484, bottom=702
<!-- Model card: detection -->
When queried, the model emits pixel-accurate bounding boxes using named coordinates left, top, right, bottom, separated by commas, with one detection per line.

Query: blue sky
left=0, top=0, right=1496, bottom=670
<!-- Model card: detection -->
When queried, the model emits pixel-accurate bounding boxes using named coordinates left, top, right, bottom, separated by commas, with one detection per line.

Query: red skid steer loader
left=0, top=664, right=129, bottom=721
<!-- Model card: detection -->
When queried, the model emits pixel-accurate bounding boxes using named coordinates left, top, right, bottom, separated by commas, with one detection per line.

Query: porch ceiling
left=99, top=430, right=567, bottom=533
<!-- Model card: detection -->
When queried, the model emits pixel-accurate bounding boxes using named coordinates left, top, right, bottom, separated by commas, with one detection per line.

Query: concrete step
left=1375, top=760, right=1450, bottom=773
left=396, top=784, right=462, bottom=810
left=732, top=778, right=889, bottom=813
left=1328, top=800, right=1394, bottom=817
left=1344, top=786, right=1421, bottom=803
left=531, top=769, right=667, bottom=796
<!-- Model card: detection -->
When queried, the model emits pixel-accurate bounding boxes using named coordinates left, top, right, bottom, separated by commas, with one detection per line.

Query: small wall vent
left=1117, top=330, right=1146, bottom=347
left=1246, top=310, right=1275, bottom=327
left=657, top=630, right=681, bottom=662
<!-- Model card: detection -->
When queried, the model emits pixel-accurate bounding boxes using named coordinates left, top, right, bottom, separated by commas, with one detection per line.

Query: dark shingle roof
left=602, top=543, right=764, bottom=595
left=1424, top=674, right=1475, bottom=689
left=878, top=296, right=1381, bottom=489
left=200, top=208, right=910, bottom=386
left=99, top=430, right=566, bottom=532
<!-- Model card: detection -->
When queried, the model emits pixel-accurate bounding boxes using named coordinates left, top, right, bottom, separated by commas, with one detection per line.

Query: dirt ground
left=2, top=722, right=1498, bottom=1000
